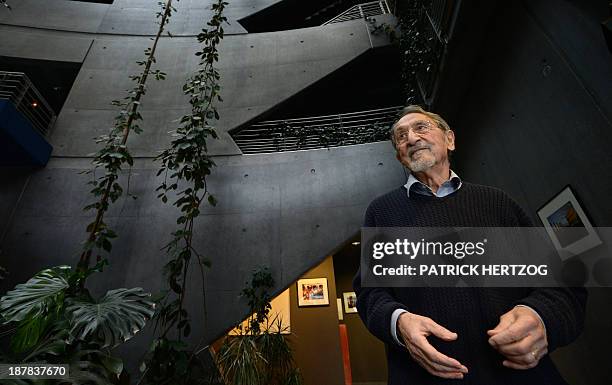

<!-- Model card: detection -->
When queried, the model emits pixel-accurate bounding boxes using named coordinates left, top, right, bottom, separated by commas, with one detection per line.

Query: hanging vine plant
left=0, top=1, right=177, bottom=382
left=139, top=0, right=228, bottom=383
left=368, top=0, right=430, bottom=105
left=78, top=0, right=176, bottom=275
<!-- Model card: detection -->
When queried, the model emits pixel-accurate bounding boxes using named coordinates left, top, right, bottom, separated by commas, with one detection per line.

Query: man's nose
left=406, top=130, right=422, bottom=146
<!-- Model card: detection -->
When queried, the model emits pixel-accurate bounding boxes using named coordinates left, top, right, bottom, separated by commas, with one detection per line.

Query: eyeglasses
left=394, top=120, right=436, bottom=144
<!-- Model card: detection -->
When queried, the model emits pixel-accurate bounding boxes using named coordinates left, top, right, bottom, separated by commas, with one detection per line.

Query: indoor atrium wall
left=3, top=0, right=611, bottom=384
left=0, top=0, right=404, bottom=379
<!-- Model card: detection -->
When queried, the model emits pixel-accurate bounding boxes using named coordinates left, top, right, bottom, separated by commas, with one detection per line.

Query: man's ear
left=446, top=130, right=456, bottom=151
left=396, top=152, right=402, bottom=162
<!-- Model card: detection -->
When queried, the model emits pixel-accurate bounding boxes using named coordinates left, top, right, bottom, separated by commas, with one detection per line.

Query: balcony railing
left=231, top=106, right=402, bottom=154
left=0, top=71, right=56, bottom=137
left=425, top=0, right=456, bottom=43
left=405, top=0, right=458, bottom=105
left=323, top=1, right=391, bottom=25
left=415, top=10, right=445, bottom=102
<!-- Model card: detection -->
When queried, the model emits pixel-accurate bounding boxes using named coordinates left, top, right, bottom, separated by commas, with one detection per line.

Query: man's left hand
left=487, top=306, right=548, bottom=370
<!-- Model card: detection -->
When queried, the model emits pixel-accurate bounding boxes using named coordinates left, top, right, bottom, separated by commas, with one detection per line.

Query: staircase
left=322, top=0, right=391, bottom=25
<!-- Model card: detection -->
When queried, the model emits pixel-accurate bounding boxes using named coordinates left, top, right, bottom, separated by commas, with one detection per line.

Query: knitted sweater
left=353, top=183, right=587, bottom=385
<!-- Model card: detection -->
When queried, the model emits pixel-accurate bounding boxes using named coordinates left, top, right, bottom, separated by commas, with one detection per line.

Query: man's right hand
left=397, top=312, right=468, bottom=380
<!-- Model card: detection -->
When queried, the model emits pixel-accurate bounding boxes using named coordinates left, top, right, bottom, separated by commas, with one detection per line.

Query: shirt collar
left=404, top=170, right=462, bottom=198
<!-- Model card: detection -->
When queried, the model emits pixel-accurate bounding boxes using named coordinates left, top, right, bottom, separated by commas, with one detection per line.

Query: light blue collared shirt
left=403, top=169, right=462, bottom=198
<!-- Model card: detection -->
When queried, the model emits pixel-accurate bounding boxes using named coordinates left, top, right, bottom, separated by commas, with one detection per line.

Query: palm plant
left=215, top=268, right=302, bottom=385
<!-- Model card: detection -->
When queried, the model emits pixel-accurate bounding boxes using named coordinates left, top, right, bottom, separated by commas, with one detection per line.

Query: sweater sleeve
left=509, top=195, right=588, bottom=351
left=352, top=201, right=410, bottom=346
left=353, top=271, right=410, bottom=346
left=515, top=287, right=587, bottom=351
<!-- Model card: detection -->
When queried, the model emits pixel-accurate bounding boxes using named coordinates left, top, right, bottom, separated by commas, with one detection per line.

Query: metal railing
left=415, top=10, right=445, bottom=101
left=231, top=106, right=402, bottom=154
left=410, top=0, right=458, bottom=104
left=425, top=0, right=456, bottom=43
left=323, top=0, right=391, bottom=25
left=0, top=71, right=56, bottom=137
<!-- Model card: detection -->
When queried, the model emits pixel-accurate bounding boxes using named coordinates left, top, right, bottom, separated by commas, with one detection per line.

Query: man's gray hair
left=389, top=105, right=452, bottom=149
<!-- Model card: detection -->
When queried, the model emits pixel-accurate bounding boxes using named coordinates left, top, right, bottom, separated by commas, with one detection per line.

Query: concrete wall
left=444, top=1, right=612, bottom=384
left=0, top=0, right=404, bottom=378
left=0, top=0, right=278, bottom=35
left=0, top=0, right=383, bottom=157
left=0, top=142, right=404, bottom=375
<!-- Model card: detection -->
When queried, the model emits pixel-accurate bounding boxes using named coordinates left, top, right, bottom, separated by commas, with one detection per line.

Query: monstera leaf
left=67, top=287, right=155, bottom=348
left=0, top=266, right=70, bottom=323
left=0, top=266, right=71, bottom=353
left=66, top=348, right=124, bottom=385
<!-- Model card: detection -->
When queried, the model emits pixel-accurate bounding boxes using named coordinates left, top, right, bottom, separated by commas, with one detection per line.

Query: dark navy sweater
left=354, top=183, right=586, bottom=385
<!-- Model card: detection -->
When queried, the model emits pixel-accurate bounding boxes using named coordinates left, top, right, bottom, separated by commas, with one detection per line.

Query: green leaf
left=0, top=266, right=70, bottom=323
left=22, top=319, right=70, bottom=361
left=207, top=194, right=217, bottom=207
left=10, top=314, right=50, bottom=353
left=217, top=335, right=266, bottom=385
left=66, top=287, right=155, bottom=348
left=66, top=348, right=118, bottom=385
left=101, top=353, right=124, bottom=376
left=101, top=238, right=112, bottom=252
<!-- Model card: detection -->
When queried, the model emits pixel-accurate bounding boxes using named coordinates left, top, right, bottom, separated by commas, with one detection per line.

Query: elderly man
left=354, top=105, right=586, bottom=384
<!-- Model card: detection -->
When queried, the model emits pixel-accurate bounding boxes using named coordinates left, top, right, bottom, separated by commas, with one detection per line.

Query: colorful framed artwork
left=297, top=278, right=329, bottom=307
left=537, top=185, right=601, bottom=260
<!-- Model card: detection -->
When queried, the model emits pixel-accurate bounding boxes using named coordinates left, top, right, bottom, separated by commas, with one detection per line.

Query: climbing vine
left=78, top=0, right=176, bottom=275
left=0, top=2, right=177, bottom=383
left=139, top=0, right=228, bottom=383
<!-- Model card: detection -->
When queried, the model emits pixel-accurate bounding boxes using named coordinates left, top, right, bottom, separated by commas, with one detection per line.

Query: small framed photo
left=297, top=278, right=329, bottom=307
left=343, top=292, right=358, bottom=314
left=537, top=185, right=602, bottom=260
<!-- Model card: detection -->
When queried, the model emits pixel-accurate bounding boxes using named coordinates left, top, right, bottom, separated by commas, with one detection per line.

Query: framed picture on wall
left=297, top=278, right=329, bottom=307
left=537, top=185, right=602, bottom=260
left=343, top=292, right=358, bottom=314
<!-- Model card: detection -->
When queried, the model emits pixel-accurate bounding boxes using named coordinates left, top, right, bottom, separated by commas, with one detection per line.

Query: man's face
left=393, top=113, right=455, bottom=172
